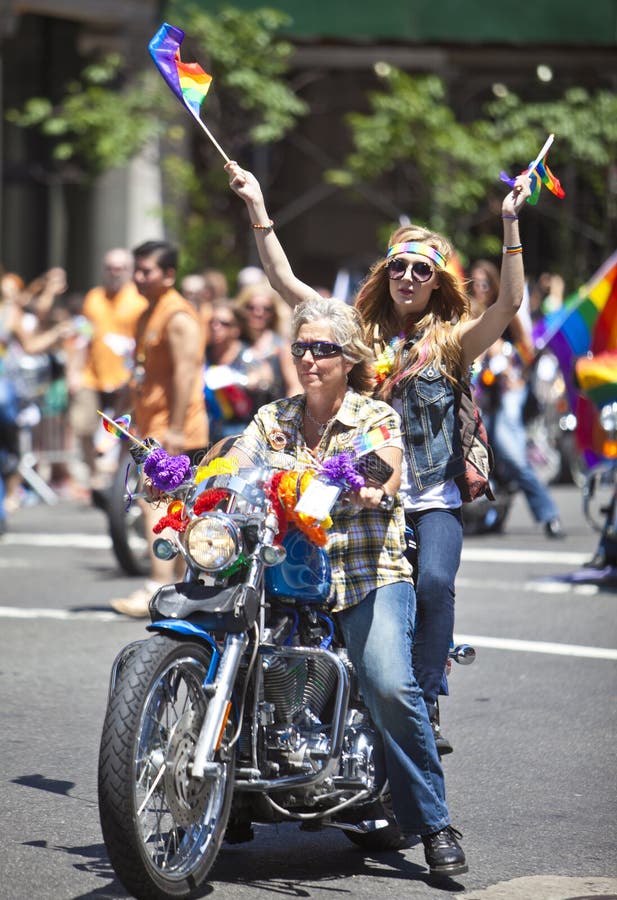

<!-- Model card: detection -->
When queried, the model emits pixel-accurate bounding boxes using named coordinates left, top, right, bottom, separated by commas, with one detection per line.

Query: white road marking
left=461, top=546, right=588, bottom=564
left=462, top=875, right=617, bottom=899
left=0, top=609, right=613, bottom=660
left=456, top=577, right=600, bottom=595
left=454, top=633, right=617, bottom=660
left=0, top=533, right=593, bottom=567
left=0, top=607, right=121, bottom=622
left=0, top=533, right=111, bottom=549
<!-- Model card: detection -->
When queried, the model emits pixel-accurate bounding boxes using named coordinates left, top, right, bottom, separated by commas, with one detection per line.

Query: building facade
left=2, top=1, right=616, bottom=289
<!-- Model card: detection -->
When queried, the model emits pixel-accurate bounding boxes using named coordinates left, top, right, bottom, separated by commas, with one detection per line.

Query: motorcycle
left=582, top=401, right=617, bottom=565
left=97, top=437, right=474, bottom=899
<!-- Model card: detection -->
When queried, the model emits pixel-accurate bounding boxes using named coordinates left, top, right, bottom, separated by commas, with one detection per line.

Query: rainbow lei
left=276, top=470, right=332, bottom=547
left=375, top=335, right=404, bottom=384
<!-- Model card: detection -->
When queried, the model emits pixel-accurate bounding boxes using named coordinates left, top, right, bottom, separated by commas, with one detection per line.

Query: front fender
left=146, top=619, right=220, bottom=682
left=147, top=618, right=218, bottom=647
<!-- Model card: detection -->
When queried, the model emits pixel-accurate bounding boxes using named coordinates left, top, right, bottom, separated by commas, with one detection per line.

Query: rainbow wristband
left=503, top=244, right=523, bottom=255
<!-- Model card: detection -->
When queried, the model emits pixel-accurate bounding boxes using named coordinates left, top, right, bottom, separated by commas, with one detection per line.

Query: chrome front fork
left=190, top=631, right=249, bottom=779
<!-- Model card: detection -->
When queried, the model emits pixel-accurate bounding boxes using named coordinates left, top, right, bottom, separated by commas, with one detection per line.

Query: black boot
left=422, top=825, right=468, bottom=877
left=428, top=701, right=453, bottom=756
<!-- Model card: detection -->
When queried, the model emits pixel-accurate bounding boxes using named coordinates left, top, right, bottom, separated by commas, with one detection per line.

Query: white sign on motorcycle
left=294, top=477, right=341, bottom=519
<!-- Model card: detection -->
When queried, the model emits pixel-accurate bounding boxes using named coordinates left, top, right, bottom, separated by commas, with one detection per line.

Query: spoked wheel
left=98, top=634, right=235, bottom=900
left=108, top=450, right=150, bottom=576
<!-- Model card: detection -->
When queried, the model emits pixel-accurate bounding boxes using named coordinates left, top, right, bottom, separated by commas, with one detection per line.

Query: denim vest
left=397, top=363, right=465, bottom=491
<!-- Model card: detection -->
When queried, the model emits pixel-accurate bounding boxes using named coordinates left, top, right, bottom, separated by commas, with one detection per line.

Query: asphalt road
left=1, top=484, right=616, bottom=900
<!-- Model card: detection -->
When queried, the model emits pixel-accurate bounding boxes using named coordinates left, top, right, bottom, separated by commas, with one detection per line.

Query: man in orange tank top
left=69, top=248, right=147, bottom=494
left=111, top=240, right=208, bottom=617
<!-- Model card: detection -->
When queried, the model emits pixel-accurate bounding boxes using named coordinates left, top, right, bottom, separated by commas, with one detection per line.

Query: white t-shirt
left=392, top=396, right=462, bottom=512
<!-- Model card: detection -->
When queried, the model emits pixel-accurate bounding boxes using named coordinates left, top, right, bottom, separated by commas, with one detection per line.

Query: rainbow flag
left=534, top=250, right=617, bottom=465
left=100, top=413, right=132, bottom=440
left=149, top=23, right=212, bottom=120
left=352, top=426, right=391, bottom=456
left=526, top=158, right=565, bottom=205
left=575, top=352, right=617, bottom=407
left=500, top=136, right=565, bottom=206
left=534, top=250, right=617, bottom=408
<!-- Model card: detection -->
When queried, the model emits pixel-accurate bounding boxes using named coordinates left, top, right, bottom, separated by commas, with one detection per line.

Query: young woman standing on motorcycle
left=229, top=287, right=467, bottom=877
left=353, top=179, right=532, bottom=754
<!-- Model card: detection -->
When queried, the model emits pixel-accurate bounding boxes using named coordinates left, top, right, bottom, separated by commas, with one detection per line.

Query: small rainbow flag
left=149, top=23, right=212, bottom=120
left=101, top=413, right=132, bottom=440
left=352, top=425, right=391, bottom=457
left=500, top=134, right=565, bottom=206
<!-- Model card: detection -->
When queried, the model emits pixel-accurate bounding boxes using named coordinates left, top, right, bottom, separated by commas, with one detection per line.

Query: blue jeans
left=406, top=507, right=463, bottom=707
left=488, top=386, right=558, bottom=524
left=0, top=377, right=19, bottom=524
left=337, top=582, right=450, bottom=835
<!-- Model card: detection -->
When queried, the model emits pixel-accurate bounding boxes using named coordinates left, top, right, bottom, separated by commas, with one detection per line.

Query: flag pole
left=191, top=111, right=230, bottom=163
left=528, top=133, right=554, bottom=176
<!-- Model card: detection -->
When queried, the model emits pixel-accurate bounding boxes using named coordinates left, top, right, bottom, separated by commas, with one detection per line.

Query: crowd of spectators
left=0, top=251, right=302, bottom=536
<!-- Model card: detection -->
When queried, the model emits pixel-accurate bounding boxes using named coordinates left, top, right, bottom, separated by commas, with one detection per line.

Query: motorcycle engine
left=254, top=612, right=379, bottom=794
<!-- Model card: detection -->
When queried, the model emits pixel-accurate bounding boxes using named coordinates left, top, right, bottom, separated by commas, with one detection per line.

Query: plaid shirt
left=234, top=390, right=413, bottom=613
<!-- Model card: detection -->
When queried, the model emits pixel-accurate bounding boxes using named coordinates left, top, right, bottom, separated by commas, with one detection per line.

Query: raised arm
left=459, top=174, right=532, bottom=367
left=225, top=161, right=320, bottom=309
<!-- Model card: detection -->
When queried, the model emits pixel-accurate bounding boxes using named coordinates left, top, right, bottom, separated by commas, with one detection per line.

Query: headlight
left=600, top=403, right=617, bottom=435
left=184, top=514, right=240, bottom=571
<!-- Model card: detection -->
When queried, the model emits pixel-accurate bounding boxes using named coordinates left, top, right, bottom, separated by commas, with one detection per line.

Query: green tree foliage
left=327, top=66, right=617, bottom=271
left=6, top=4, right=307, bottom=276
left=6, top=55, right=163, bottom=174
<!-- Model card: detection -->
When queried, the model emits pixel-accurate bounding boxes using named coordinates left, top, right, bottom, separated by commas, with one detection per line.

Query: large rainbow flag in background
left=534, top=250, right=617, bottom=465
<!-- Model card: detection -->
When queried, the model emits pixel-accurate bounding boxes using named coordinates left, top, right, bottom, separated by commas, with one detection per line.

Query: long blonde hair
left=355, top=225, right=471, bottom=398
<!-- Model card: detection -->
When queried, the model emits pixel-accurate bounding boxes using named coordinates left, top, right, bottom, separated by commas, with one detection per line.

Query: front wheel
left=98, top=634, right=235, bottom=900
left=107, top=451, right=150, bottom=576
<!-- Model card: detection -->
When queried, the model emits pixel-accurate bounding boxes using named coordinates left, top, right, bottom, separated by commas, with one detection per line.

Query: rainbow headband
left=386, top=242, right=447, bottom=270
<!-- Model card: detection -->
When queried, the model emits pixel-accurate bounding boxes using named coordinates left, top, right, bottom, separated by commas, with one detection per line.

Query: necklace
left=304, top=405, right=334, bottom=436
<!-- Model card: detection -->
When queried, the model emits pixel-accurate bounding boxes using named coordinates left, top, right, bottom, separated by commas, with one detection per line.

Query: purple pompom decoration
left=144, top=447, right=192, bottom=491
left=321, top=452, right=365, bottom=492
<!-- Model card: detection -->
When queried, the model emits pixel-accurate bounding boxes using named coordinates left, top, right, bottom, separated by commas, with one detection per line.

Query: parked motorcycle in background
left=97, top=437, right=475, bottom=900
left=528, top=350, right=586, bottom=487
left=462, top=346, right=587, bottom=535
left=576, top=350, right=617, bottom=568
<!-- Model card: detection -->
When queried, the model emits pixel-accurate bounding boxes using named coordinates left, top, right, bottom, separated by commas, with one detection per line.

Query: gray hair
left=292, top=296, right=375, bottom=393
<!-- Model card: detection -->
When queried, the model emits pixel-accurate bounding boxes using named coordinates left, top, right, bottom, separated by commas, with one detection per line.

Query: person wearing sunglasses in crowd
left=234, top=282, right=301, bottom=401
left=230, top=290, right=468, bottom=878
left=226, top=158, right=530, bottom=759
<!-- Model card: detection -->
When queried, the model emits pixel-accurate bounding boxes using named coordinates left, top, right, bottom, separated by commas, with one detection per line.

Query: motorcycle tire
left=461, top=491, right=511, bottom=535
left=98, top=633, right=236, bottom=900
left=107, top=452, right=150, bottom=577
left=344, top=790, right=406, bottom=852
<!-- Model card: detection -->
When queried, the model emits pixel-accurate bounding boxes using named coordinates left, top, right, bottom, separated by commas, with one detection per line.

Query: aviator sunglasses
left=386, top=257, right=435, bottom=283
left=291, top=340, right=343, bottom=359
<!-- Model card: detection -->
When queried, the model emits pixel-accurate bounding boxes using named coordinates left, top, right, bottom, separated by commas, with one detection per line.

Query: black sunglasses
left=386, top=258, right=435, bottom=283
left=291, top=340, right=343, bottom=359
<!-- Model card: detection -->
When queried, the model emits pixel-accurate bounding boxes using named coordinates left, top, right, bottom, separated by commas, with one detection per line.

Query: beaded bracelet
left=252, top=219, right=274, bottom=233
left=502, top=215, right=519, bottom=220
left=503, top=244, right=523, bottom=255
